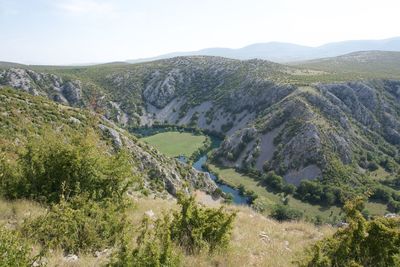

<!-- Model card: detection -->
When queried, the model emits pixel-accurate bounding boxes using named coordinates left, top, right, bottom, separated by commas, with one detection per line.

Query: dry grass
left=0, top=195, right=333, bottom=267
left=183, top=204, right=333, bottom=267
left=128, top=194, right=333, bottom=267
left=0, top=198, right=46, bottom=228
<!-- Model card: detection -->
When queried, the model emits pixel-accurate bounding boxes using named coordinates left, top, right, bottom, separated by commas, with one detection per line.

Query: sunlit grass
left=141, top=131, right=206, bottom=158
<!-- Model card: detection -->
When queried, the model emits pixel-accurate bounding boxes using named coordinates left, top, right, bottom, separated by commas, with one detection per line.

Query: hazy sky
left=1, top=0, right=400, bottom=65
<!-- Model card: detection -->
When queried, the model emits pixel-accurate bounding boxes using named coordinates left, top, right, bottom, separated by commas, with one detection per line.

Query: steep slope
left=1, top=56, right=400, bottom=205
left=0, top=88, right=216, bottom=196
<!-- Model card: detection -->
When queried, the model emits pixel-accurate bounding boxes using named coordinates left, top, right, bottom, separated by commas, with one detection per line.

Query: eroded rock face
left=62, top=81, right=82, bottom=104
left=143, top=69, right=182, bottom=108
left=216, top=127, right=257, bottom=162
left=0, top=68, right=39, bottom=95
left=318, top=81, right=400, bottom=146
left=98, top=124, right=123, bottom=149
left=2, top=59, right=400, bottom=188
left=0, top=68, right=82, bottom=106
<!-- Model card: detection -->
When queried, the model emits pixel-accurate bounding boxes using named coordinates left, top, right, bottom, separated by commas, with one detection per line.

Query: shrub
left=283, top=184, right=296, bottom=195
left=299, top=197, right=400, bottom=267
left=22, top=195, right=128, bottom=254
left=0, top=227, right=35, bottom=267
left=0, top=153, right=22, bottom=199
left=367, top=161, right=379, bottom=171
left=270, top=204, right=303, bottom=221
left=110, top=193, right=236, bottom=266
left=171, top=193, right=236, bottom=254
left=1, top=130, right=134, bottom=203
left=261, top=171, right=284, bottom=191
left=371, top=186, right=393, bottom=203
left=238, top=184, right=246, bottom=195
left=109, top=215, right=181, bottom=267
left=388, top=199, right=400, bottom=213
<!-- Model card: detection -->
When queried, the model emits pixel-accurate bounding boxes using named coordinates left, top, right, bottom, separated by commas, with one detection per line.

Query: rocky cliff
left=1, top=56, right=400, bottom=188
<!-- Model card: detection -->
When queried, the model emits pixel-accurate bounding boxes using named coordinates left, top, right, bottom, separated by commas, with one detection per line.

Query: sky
left=1, top=0, right=400, bottom=65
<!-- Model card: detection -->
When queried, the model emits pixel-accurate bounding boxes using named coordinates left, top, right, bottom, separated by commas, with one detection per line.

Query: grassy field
left=209, top=164, right=388, bottom=221
left=141, top=131, right=207, bottom=158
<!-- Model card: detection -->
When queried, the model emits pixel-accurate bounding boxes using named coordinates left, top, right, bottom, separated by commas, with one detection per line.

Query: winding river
left=135, top=127, right=249, bottom=205
left=180, top=155, right=249, bottom=205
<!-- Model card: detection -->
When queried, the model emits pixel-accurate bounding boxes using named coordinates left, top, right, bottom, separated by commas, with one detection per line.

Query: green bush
left=299, top=197, right=400, bottom=267
left=367, top=161, right=379, bottom=171
left=171, top=193, right=236, bottom=254
left=261, top=171, right=284, bottom=191
left=22, top=195, right=128, bottom=254
left=110, top=193, right=236, bottom=266
left=109, top=215, right=181, bottom=267
left=270, top=204, right=303, bottom=221
left=0, top=227, right=35, bottom=267
left=1, top=130, right=134, bottom=203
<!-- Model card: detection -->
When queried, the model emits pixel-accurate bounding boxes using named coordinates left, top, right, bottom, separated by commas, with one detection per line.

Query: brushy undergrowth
left=298, top=197, right=400, bottom=267
left=109, top=194, right=236, bottom=267
left=0, top=226, right=36, bottom=267
left=22, top=194, right=129, bottom=254
left=0, top=130, right=134, bottom=204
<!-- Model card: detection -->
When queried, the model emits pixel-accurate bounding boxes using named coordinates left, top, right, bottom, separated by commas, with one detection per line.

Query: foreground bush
left=22, top=195, right=128, bottom=254
left=171, top=193, right=236, bottom=254
left=109, top=215, right=181, bottom=267
left=0, top=227, right=35, bottom=267
left=299, top=197, right=400, bottom=267
left=1, top=130, right=134, bottom=203
left=110, top=194, right=236, bottom=266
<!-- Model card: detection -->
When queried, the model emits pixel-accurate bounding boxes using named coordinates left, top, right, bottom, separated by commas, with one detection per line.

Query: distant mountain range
left=127, top=37, right=400, bottom=63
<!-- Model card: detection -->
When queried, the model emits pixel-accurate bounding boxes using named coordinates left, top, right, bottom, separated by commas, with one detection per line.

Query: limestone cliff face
left=1, top=57, right=400, bottom=187
left=0, top=68, right=83, bottom=106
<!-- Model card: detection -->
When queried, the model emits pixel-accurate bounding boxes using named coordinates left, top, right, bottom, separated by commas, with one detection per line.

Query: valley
left=2, top=1, right=400, bottom=265
left=1, top=52, right=400, bottom=266
left=140, top=128, right=390, bottom=222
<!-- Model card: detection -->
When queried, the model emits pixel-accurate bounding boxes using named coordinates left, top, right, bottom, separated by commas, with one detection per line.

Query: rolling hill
left=127, top=37, right=400, bottom=63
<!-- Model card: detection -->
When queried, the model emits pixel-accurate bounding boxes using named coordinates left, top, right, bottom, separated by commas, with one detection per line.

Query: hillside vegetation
left=1, top=54, right=400, bottom=216
left=0, top=53, right=400, bottom=266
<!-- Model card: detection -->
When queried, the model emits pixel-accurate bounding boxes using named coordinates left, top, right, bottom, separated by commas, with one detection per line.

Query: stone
left=64, top=254, right=78, bottom=262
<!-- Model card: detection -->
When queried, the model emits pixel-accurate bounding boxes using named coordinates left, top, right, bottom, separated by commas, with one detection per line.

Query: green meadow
left=141, top=131, right=207, bottom=158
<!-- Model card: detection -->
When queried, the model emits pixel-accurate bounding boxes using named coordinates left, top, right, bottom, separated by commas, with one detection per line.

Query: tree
left=270, top=204, right=303, bottom=221
left=262, top=171, right=284, bottom=191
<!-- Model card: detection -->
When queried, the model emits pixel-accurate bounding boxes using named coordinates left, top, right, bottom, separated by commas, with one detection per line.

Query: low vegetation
left=110, top=194, right=236, bottom=266
left=1, top=130, right=134, bottom=203
left=0, top=227, right=35, bottom=267
left=299, top=197, right=400, bottom=267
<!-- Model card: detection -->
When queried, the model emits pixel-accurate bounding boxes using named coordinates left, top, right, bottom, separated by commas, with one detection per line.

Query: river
left=180, top=155, right=249, bottom=205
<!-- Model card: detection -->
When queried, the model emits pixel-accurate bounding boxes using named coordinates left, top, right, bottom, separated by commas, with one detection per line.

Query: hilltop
left=127, top=37, right=400, bottom=63
left=293, top=50, right=400, bottom=77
